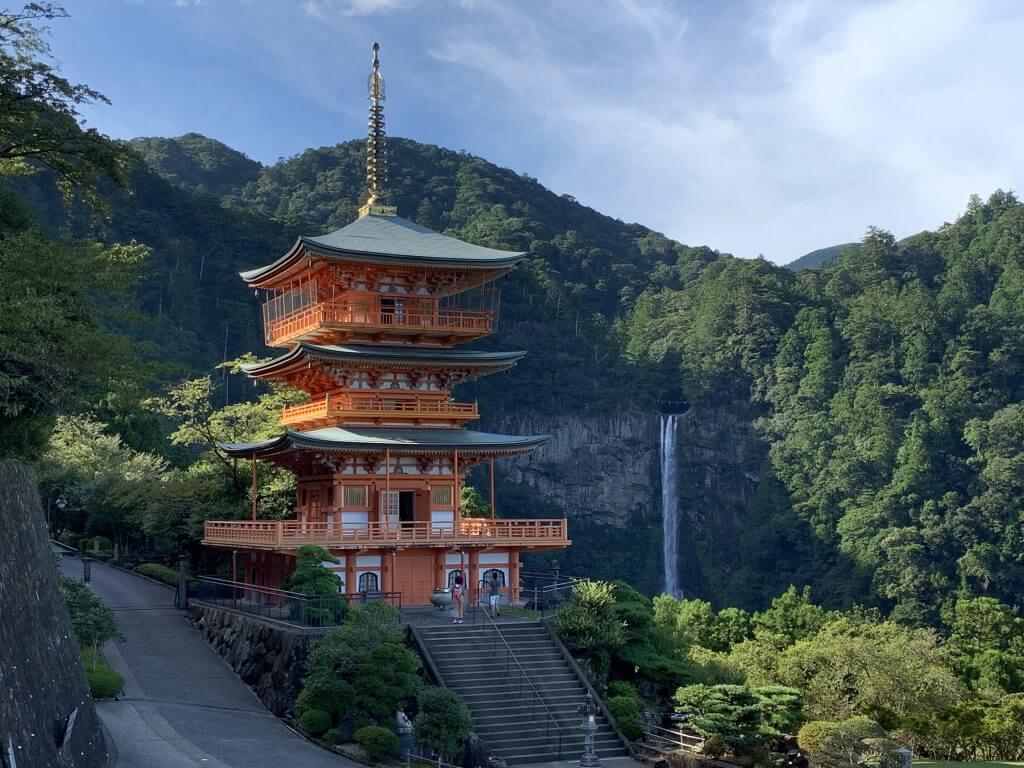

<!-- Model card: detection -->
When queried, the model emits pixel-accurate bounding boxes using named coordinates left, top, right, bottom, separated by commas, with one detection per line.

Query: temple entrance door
left=394, top=554, right=434, bottom=605
left=398, top=492, right=415, bottom=527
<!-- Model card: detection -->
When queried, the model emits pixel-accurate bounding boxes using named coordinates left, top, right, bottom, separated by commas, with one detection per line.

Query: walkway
left=59, top=555, right=355, bottom=768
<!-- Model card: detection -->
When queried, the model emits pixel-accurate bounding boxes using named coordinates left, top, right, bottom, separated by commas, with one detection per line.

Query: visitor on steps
left=452, top=573, right=465, bottom=624
left=487, top=572, right=502, bottom=617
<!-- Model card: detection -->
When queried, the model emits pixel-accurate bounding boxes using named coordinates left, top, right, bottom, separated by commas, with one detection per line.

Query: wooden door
left=393, top=554, right=436, bottom=605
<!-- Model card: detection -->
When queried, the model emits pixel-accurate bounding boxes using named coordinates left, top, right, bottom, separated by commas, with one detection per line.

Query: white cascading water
left=660, top=414, right=680, bottom=598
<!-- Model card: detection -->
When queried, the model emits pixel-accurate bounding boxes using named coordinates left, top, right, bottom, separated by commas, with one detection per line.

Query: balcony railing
left=202, top=517, right=570, bottom=550
left=263, top=294, right=493, bottom=346
left=280, top=392, right=479, bottom=427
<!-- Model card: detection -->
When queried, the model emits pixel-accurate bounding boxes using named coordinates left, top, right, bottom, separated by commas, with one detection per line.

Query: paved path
left=60, top=555, right=355, bottom=768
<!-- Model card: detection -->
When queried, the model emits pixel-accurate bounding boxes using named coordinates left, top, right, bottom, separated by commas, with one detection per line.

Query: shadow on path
left=60, top=556, right=355, bottom=768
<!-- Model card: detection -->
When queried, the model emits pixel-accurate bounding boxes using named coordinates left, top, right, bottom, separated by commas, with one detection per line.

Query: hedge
left=137, top=563, right=180, bottom=586
left=81, top=646, right=123, bottom=698
left=300, top=708, right=332, bottom=737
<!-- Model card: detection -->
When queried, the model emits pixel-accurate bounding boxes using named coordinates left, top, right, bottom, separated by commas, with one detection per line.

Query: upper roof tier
left=242, top=343, right=526, bottom=380
left=241, top=213, right=526, bottom=287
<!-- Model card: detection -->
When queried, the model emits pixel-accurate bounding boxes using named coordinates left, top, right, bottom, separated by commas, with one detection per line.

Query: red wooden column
left=453, top=450, right=461, bottom=535
left=250, top=453, right=258, bottom=521
left=509, top=552, right=521, bottom=604
left=489, top=457, right=496, bottom=521
left=434, top=549, right=446, bottom=590
left=468, top=550, right=480, bottom=606
left=345, top=555, right=356, bottom=598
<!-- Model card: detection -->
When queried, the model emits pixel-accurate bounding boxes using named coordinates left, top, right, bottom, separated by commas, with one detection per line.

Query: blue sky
left=50, top=0, right=1024, bottom=262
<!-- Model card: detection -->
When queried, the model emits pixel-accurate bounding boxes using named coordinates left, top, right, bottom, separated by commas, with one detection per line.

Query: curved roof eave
left=240, top=344, right=528, bottom=377
left=219, top=428, right=549, bottom=458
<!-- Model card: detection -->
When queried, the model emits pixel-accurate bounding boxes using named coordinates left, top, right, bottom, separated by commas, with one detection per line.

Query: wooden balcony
left=280, top=392, right=479, bottom=428
left=263, top=292, right=493, bottom=347
left=202, top=517, right=570, bottom=551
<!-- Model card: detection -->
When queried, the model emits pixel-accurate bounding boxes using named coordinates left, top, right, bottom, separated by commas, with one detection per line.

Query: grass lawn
left=917, top=761, right=1024, bottom=768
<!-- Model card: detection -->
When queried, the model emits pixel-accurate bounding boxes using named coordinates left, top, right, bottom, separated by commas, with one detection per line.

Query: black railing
left=478, top=607, right=564, bottom=761
left=519, top=571, right=587, bottom=617
left=191, top=576, right=402, bottom=628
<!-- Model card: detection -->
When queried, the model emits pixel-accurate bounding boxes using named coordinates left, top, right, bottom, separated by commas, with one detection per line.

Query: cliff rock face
left=485, top=408, right=661, bottom=528
left=0, top=461, right=106, bottom=768
left=189, top=604, right=314, bottom=716
left=483, top=404, right=767, bottom=598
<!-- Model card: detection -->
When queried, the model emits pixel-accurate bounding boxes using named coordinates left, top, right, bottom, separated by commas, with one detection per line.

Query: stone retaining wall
left=0, top=460, right=106, bottom=768
left=188, top=603, right=318, bottom=716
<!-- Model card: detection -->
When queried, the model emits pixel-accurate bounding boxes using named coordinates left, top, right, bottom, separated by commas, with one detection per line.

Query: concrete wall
left=0, top=460, right=106, bottom=768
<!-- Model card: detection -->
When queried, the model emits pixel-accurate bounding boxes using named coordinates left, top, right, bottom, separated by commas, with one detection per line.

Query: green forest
left=4, top=7, right=1024, bottom=756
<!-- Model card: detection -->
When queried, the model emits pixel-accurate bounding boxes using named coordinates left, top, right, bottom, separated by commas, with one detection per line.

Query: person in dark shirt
left=487, top=571, right=502, bottom=617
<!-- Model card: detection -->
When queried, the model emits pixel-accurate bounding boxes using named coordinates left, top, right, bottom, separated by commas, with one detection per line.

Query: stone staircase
left=413, top=619, right=631, bottom=765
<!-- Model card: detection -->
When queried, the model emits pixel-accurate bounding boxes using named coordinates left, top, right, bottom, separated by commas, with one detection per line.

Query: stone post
left=81, top=556, right=92, bottom=585
left=578, top=693, right=602, bottom=768
left=175, top=556, right=188, bottom=609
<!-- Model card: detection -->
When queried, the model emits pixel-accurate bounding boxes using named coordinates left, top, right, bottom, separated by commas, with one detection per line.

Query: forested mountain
left=10, top=129, right=1024, bottom=624
left=628, top=194, right=1024, bottom=620
left=785, top=242, right=859, bottom=270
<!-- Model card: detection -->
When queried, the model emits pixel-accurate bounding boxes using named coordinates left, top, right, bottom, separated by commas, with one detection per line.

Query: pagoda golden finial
left=359, top=41, right=397, bottom=218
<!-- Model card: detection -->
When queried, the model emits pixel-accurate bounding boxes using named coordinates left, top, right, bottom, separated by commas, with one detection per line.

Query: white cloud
left=429, top=0, right=1024, bottom=261
left=303, top=0, right=419, bottom=18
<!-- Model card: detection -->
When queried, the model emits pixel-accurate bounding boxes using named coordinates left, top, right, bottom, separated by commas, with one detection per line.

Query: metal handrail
left=477, top=609, right=563, bottom=761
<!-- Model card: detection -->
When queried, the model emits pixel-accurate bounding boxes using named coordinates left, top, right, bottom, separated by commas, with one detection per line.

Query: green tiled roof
left=220, top=427, right=548, bottom=457
left=240, top=213, right=525, bottom=283
left=241, top=343, right=526, bottom=376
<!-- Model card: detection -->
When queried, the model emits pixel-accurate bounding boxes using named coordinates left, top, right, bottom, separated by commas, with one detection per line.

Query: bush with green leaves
left=354, top=643, right=421, bottom=725
left=355, top=725, right=398, bottom=762
left=322, top=728, right=344, bottom=747
left=300, top=708, right=332, bottom=737
left=814, top=716, right=901, bottom=768
left=297, top=601, right=413, bottom=727
left=285, top=545, right=347, bottom=625
left=797, top=721, right=838, bottom=758
left=607, top=681, right=642, bottom=699
left=675, top=683, right=803, bottom=752
left=412, top=686, right=472, bottom=760
left=59, top=577, right=122, bottom=664
left=81, top=646, right=123, bottom=698
left=555, top=581, right=626, bottom=653
left=137, top=563, right=180, bottom=585
left=607, top=695, right=644, bottom=740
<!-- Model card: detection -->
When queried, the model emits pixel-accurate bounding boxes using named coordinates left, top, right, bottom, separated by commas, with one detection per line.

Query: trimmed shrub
left=413, top=686, right=472, bottom=760
left=353, top=643, right=421, bottom=725
left=300, top=708, right=333, bottom=737
left=322, top=728, right=344, bottom=747
left=84, top=535, right=113, bottom=552
left=137, top=563, right=179, bottom=586
left=607, top=681, right=642, bottom=700
left=797, top=721, right=839, bottom=757
left=81, top=647, right=123, bottom=698
left=607, top=695, right=644, bottom=740
left=355, top=725, right=398, bottom=762
left=297, top=674, right=354, bottom=719
left=702, top=734, right=728, bottom=759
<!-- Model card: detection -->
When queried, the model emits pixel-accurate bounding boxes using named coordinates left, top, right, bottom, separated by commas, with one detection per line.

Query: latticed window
left=358, top=572, right=379, bottom=592
left=431, top=485, right=453, bottom=507
left=343, top=485, right=367, bottom=507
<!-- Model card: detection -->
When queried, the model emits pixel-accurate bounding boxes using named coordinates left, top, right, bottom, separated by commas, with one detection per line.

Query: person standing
left=452, top=572, right=465, bottom=625
left=487, top=571, right=502, bottom=617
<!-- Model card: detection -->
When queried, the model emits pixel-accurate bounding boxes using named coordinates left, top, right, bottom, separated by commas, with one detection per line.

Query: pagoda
left=202, top=44, right=569, bottom=606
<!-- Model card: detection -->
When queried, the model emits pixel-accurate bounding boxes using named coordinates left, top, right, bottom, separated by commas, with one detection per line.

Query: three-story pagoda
left=201, top=44, right=569, bottom=606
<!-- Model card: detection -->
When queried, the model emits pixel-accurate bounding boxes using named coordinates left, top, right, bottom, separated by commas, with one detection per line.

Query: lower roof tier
left=220, top=426, right=549, bottom=460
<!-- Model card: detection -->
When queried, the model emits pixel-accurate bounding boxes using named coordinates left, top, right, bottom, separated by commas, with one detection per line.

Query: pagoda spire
left=359, top=42, right=397, bottom=218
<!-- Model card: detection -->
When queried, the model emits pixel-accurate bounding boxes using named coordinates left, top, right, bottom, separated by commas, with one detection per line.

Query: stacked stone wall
left=0, top=460, right=106, bottom=768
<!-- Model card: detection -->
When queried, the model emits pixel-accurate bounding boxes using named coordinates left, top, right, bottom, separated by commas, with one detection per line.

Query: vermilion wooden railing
left=202, top=517, right=569, bottom=548
left=264, top=299, right=493, bottom=346
left=280, top=392, right=479, bottom=426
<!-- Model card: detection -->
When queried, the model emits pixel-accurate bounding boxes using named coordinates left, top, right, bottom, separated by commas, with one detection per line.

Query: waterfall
left=660, top=414, right=680, bottom=598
